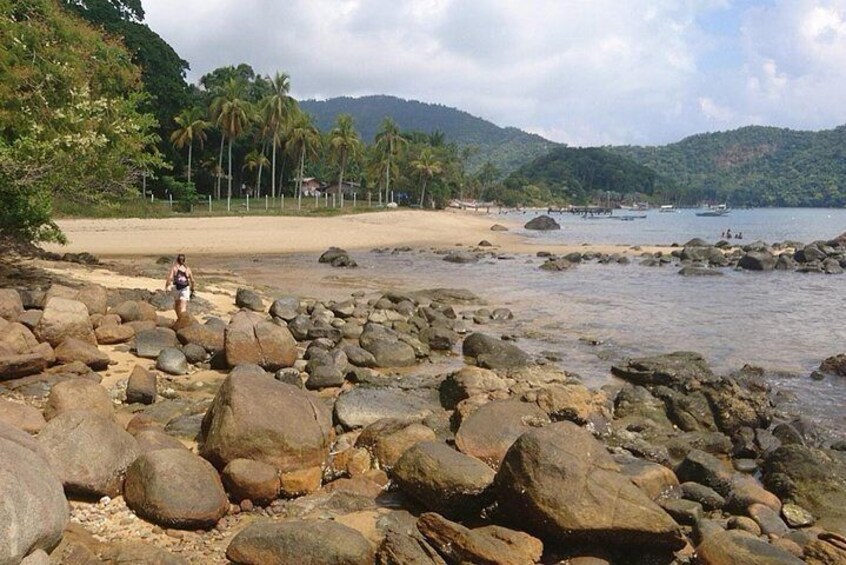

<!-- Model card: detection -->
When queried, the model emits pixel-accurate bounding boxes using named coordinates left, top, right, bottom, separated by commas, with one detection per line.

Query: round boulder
left=43, top=379, right=114, bottom=421
left=222, top=459, right=280, bottom=504
left=156, top=348, right=188, bottom=376
left=524, top=215, right=561, bottom=230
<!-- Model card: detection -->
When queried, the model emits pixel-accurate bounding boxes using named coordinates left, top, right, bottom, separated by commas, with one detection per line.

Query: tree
left=260, top=72, right=296, bottom=199
left=328, top=114, right=363, bottom=207
left=211, top=78, right=252, bottom=199
left=375, top=117, right=407, bottom=204
left=1, top=0, right=163, bottom=243
left=170, top=107, right=209, bottom=184
left=285, top=111, right=322, bottom=207
left=243, top=150, right=269, bottom=195
left=411, top=148, right=443, bottom=208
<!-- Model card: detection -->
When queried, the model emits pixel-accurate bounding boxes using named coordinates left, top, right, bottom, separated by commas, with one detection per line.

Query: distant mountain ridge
left=298, top=95, right=557, bottom=173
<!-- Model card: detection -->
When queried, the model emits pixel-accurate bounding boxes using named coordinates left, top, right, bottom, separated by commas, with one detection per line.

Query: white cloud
left=142, top=0, right=846, bottom=145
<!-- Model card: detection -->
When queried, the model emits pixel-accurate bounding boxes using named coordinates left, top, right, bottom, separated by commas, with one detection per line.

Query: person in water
left=165, top=254, right=195, bottom=316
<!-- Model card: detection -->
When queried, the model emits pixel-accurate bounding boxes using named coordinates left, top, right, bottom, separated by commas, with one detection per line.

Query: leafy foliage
left=610, top=125, right=846, bottom=207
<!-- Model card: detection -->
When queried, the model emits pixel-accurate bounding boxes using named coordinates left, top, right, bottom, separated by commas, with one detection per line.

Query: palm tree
left=170, top=107, right=209, bottom=185
left=260, top=72, right=296, bottom=200
left=412, top=147, right=443, bottom=208
left=328, top=114, right=363, bottom=207
left=285, top=110, right=322, bottom=207
left=243, top=150, right=270, bottom=195
left=374, top=117, right=407, bottom=204
left=211, top=78, right=252, bottom=200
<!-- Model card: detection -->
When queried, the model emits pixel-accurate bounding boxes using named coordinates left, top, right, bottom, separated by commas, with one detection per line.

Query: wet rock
left=355, top=419, right=437, bottom=468
left=54, top=338, right=109, bottom=370
left=495, top=421, right=685, bottom=549
left=417, top=512, right=543, bottom=565
left=739, top=250, right=776, bottom=271
left=540, top=258, right=574, bottom=271
left=334, top=387, right=442, bottom=430
left=524, top=215, right=561, bottom=230
left=695, top=530, right=805, bottom=565
left=462, top=333, right=531, bottom=370
left=319, top=247, right=358, bottom=268
left=611, top=351, right=713, bottom=387
left=678, top=266, right=723, bottom=276
left=0, top=398, right=46, bottom=433
left=201, top=371, right=333, bottom=473
left=134, top=328, right=180, bottom=359
left=124, top=448, right=228, bottom=529
left=392, top=442, right=495, bottom=519
left=35, top=297, right=95, bottom=347
left=443, top=251, right=479, bottom=264
left=0, top=423, right=69, bottom=565
left=38, top=411, right=139, bottom=498
left=227, top=519, right=374, bottom=565
left=222, top=459, right=280, bottom=504
left=43, top=379, right=114, bottom=421
left=156, top=347, right=188, bottom=376
left=224, top=311, right=298, bottom=370
left=680, top=482, right=726, bottom=510
left=455, top=399, right=550, bottom=468
left=819, top=353, right=846, bottom=377
left=235, top=288, right=265, bottom=312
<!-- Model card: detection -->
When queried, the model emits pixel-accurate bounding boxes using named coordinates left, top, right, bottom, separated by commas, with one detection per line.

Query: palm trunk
left=227, top=138, right=233, bottom=200
left=256, top=142, right=267, bottom=197
left=297, top=146, right=305, bottom=207
left=271, top=138, right=277, bottom=199
left=419, top=179, right=427, bottom=207
left=339, top=154, right=346, bottom=208
left=187, top=143, right=193, bottom=184
left=385, top=139, right=392, bottom=204
left=216, top=135, right=225, bottom=199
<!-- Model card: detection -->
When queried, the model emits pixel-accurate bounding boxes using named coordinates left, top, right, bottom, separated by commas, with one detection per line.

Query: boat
left=696, top=204, right=730, bottom=217
left=659, top=205, right=678, bottom=213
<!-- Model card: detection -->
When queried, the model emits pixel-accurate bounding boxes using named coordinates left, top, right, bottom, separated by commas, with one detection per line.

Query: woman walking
left=165, top=254, right=195, bottom=316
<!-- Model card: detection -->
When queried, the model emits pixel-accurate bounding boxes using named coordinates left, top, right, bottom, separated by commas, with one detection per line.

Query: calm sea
left=206, top=208, right=846, bottom=439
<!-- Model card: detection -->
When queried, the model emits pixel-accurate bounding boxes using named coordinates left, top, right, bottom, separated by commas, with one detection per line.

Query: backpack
left=174, top=268, right=189, bottom=290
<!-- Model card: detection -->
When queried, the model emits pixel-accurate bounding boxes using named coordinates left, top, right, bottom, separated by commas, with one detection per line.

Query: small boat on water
left=659, top=205, right=678, bottom=213
left=696, top=204, right=730, bottom=217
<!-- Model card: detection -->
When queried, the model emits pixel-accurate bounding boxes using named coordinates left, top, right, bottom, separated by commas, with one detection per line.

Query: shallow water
left=201, top=208, right=846, bottom=440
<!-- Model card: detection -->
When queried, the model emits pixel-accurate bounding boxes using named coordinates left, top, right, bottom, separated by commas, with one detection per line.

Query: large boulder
left=334, top=387, right=442, bottom=430
left=738, top=251, right=776, bottom=271
left=221, top=459, right=280, bottom=504
left=0, top=288, right=24, bottom=320
left=695, top=529, right=805, bottom=565
left=200, top=371, right=333, bottom=473
left=359, top=324, right=417, bottom=367
left=224, top=311, right=298, bottom=370
left=392, top=441, right=496, bottom=518
left=134, top=328, right=179, bottom=359
left=43, top=379, right=114, bottom=421
left=524, top=215, right=561, bottom=230
left=76, top=285, right=108, bottom=316
left=124, top=448, right=228, bottom=529
left=455, top=399, right=550, bottom=468
left=235, top=288, right=265, bottom=312
left=54, top=338, right=110, bottom=370
left=0, top=321, right=38, bottom=354
left=462, top=333, right=532, bottom=370
left=0, top=352, right=49, bottom=381
left=0, top=398, right=47, bottom=433
left=35, top=297, right=95, bottom=347
left=177, top=322, right=224, bottom=353
left=112, top=300, right=157, bottom=323
left=227, top=520, right=374, bottom=565
left=38, top=411, right=139, bottom=498
left=94, top=324, right=135, bottom=345
left=611, top=351, right=713, bottom=387
left=0, top=423, right=69, bottom=565
left=761, top=445, right=846, bottom=535
left=495, top=422, right=685, bottom=549
left=355, top=418, right=437, bottom=468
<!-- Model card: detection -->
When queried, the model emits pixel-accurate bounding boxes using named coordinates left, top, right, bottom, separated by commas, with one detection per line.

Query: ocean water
left=205, top=207, right=846, bottom=439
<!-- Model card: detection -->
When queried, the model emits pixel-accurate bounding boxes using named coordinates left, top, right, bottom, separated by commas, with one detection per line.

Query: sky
left=142, top=0, right=846, bottom=146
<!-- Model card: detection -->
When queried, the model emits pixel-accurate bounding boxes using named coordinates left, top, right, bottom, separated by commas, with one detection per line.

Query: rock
left=0, top=398, right=47, bottom=433
left=819, top=353, right=846, bottom=377
left=611, top=351, right=713, bottom=387
left=201, top=371, right=333, bottom=473
left=99, top=542, right=187, bottom=565
left=495, top=421, right=685, bottom=549
left=392, top=442, right=495, bottom=518
left=675, top=449, right=734, bottom=495
left=524, top=215, right=561, bottom=230
left=0, top=321, right=38, bottom=354
left=356, top=419, right=437, bottom=468
left=417, top=512, right=543, bottom=565
left=739, top=251, right=776, bottom=271
left=443, top=251, right=479, bottom=264
left=462, top=333, right=531, bottom=369
left=761, top=445, right=846, bottom=535
left=748, top=503, right=789, bottom=536
left=222, top=459, right=280, bottom=504
left=182, top=343, right=207, bottom=364
left=235, top=288, right=265, bottom=312
left=134, top=328, right=180, bottom=359
left=781, top=503, right=815, bottom=528
left=680, top=482, right=726, bottom=510
left=94, top=323, right=134, bottom=344
left=224, top=312, right=298, bottom=370
left=539, top=258, right=574, bottom=271
left=133, top=428, right=187, bottom=453
left=112, top=300, right=157, bottom=323
left=43, top=379, right=114, bottom=420
left=269, top=296, right=301, bottom=321
left=38, top=411, right=139, bottom=498
left=126, top=365, right=157, bottom=405
left=455, top=399, right=550, bottom=468
left=319, top=247, right=358, bottom=268
left=344, top=345, right=377, bottom=368
left=76, top=285, right=108, bottom=316
left=658, top=498, right=703, bottom=526
left=124, top=448, right=228, bottom=529
left=54, top=338, right=109, bottom=370
left=156, top=347, right=188, bottom=375
left=439, top=367, right=508, bottom=409
left=419, top=327, right=460, bottom=351
left=0, top=423, right=69, bottom=565
left=35, top=297, right=95, bottom=347
left=695, top=530, right=805, bottom=565
left=491, top=224, right=509, bottom=231
left=227, top=519, right=374, bottom=565
left=803, top=532, right=846, bottom=564
left=279, top=466, right=322, bottom=497
left=334, top=387, right=442, bottom=430
left=0, top=352, right=49, bottom=381
left=0, top=288, right=24, bottom=320
left=378, top=529, right=447, bottom=565
left=615, top=455, right=680, bottom=500
left=176, top=322, right=224, bottom=353
left=678, top=266, right=723, bottom=276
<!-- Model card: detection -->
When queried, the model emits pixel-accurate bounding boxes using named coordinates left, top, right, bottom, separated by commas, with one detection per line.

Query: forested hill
left=299, top=95, right=557, bottom=173
left=608, top=125, right=846, bottom=207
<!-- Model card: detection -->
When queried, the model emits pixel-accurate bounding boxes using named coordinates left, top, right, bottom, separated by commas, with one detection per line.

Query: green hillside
left=298, top=95, right=556, bottom=174
left=609, top=125, right=846, bottom=207
left=504, top=147, right=676, bottom=204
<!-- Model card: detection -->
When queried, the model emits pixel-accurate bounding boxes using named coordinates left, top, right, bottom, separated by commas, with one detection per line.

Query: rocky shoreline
left=1, top=250, right=846, bottom=564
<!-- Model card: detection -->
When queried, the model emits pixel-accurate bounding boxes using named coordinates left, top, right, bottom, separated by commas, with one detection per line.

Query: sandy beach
left=46, top=210, right=668, bottom=257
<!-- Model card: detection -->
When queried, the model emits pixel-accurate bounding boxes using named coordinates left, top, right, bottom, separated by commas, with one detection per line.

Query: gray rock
left=274, top=367, right=303, bottom=388
left=443, top=251, right=479, bottom=264
left=181, top=343, right=207, bottom=364
left=34, top=297, right=95, bottom=347
left=678, top=266, right=723, bottom=276
left=334, top=387, right=442, bottom=430
left=135, top=328, right=179, bottom=359
left=235, top=288, right=265, bottom=312
left=124, top=449, right=228, bottom=529
left=739, top=251, right=776, bottom=271
left=695, top=530, right=804, bottom=565
left=270, top=296, right=301, bottom=321
left=156, top=347, right=188, bottom=376
left=462, top=333, right=531, bottom=369
left=524, top=215, right=561, bottom=230
left=344, top=345, right=377, bottom=368
left=680, top=482, right=726, bottom=510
